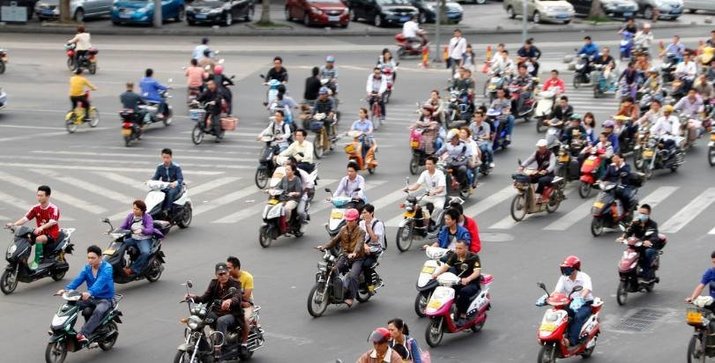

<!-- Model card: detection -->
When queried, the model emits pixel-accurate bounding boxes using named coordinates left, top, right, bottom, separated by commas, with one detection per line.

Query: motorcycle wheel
left=45, top=341, right=68, bottom=363
left=616, top=280, right=628, bottom=306
left=384, top=91, right=391, bottom=104
left=537, top=343, right=557, bottom=363
left=579, top=181, right=592, bottom=198
left=546, top=195, right=561, bottom=213
left=414, top=292, right=429, bottom=318
left=88, top=108, right=100, bottom=128
left=258, top=225, right=272, bottom=248
left=573, top=75, right=581, bottom=89
left=471, top=316, right=486, bottom=332
left=0, top=61, right=4, bottom=74
left=177, top=204, right=192, bottom=228
left=98, top=322, right=118, bottom=351
left=536, top=118, right=545, bottom=133
left=395, top=225, right=414, bottom=252
left=66, top=58, right=74, bottom=71
left=124, top=136, right=132, bottom=147
left=307, top=283, right=328, bottom=318
left=191, top=124, right=204, bottom=145
left=708, top=146, right=715, bottom=167
left=356, top=287, right=371, bottom=303
left=590, top=217, right=604, bottom=237
left=687, top=335, right=706, bottom=363
left=313, top=133, right=325, bottom=159
left=409, top=155, right=420, bottom=175
left=173, top=350, right=200, bottom=363
left=510, top=194, right=527, bottom=222
left=634, top=151, right=644, bottom=170
left=254, top=168, right=269, bottom=189
left=145, top=259, right=163, bottom=282
left=0, top=269, right=18, bottom=294
left=425, top=317, right=444, bottom=347
left=51, top=269, right=66, bottom=281
left=371, top=112, right=381, bottom=131
left=88, top=62, right=97, bottom=75
left=163, top=108, right=173, bottom=126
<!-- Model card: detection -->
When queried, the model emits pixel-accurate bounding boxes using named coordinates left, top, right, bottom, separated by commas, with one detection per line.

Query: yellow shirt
left=238, top=271, right=254, bottom=300
left=69, top=75, right=95, bottom=97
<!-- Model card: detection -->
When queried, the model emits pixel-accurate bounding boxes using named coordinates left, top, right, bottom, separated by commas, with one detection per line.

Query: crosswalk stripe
left=709, top=227, right=715, bottom=235
left=660, top=187, right=715, bottom=234
left=488, top=215, right=519, bottom=230
left=193, top=185, right=261, bottom=217
left=309, top=180, right=389, bottom=215
left=0, top=171, right=106, bottom=215
left=34, top=170, right=137, bottom=205
left=31, top=150, right=254, bottom=163
left=93, top=172, right=147, bottom=191
left=0, top=162, right=224, bottom=175
left=0, top=190, right=35, bottom=212
left=543, top=199, right=593, bottom=231
left=640, top=186, right=679, bottom=209
left=464, top=185, right=514, bottom=220
left=189, top=177, right=242, bottom=197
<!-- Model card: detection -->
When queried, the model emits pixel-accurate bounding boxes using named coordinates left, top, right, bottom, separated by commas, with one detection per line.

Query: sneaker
left=29, top=261, right=39, bottom=270
left=76, top=333, right=88, bottom=344
left=506, top=135, right=512, bottom=142
left=489, top=162, right=495, bottom=168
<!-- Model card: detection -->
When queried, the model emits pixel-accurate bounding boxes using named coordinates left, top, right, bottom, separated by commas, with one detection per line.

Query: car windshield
left=377, top=0, right=411, bottom=5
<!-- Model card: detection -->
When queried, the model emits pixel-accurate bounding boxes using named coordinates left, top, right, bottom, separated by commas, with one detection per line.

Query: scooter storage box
left=221, top=117, right=238, bottom=131
left=310, top=121, right=323, bottom=132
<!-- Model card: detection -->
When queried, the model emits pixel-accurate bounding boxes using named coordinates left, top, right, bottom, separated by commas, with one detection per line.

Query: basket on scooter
left=189, top=108, right=206, bottom=122
left=410, top=129, right=423, bottom=150
left=310, top=121, right=324, bottom=132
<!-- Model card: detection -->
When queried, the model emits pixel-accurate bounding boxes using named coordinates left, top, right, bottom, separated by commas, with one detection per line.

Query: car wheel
left=284, top=7, right=292, bottom=21
left=350, top=8, right=358, bottom=21
left=303, top=13, right=312, bottom=26
left=245, top=6, right=254, bottom=21
left=74, top=8, right=85, bottom=22
left=475, top=0, right=486, bottom=3
left=373, top=14, right=382, bottom=27
left=418, top=12, right=426, bottom=24
left=187, top=18, right=195, bottom=25
left=643, top=6, right=653, bottom=19
left=532, top=11, right=541, bottom=23
left=176, top=6, right=186, bottom=21
left=224, top=11, right=233, bottom=26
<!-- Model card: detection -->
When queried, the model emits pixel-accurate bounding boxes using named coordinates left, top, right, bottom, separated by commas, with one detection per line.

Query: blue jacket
left=607, top=133, right=620, bottom=153
left=152, top=162, right=184, bottom=185
left=437, top=225, right=471, bottom=249
left=66, top=260, right=115, bottom=299
left=139, top=77, right=168, bottom=103
left=602, top=163, right=631, bottom=185
left=578, top=43, right=599, bottom=57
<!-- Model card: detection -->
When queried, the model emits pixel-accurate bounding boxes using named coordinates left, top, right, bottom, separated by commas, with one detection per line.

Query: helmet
left=326, top=55, right=335, bottom=63
left=368, top=327, right=391, bottom=344
left=319, top=87, right=330, bottom=95
left=447, top=129, right=459, bottom=141
left=344, top=208, right=359, bottom=222
left=569, top=113, right=582, bottom=121
left=663, top=105, right=674, bottom=113
left=214, top=65, right=223, bottom=75
left=602, top=119, right=615, bottom=128
left=560, top=255, right=581, bottom=276
left=536, top=139, right=548, bottom=147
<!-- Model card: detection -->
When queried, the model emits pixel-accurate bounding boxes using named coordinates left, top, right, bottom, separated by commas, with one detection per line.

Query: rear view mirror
left=325, top=188, right=332, bottom=193
left=186, top=280, right=193, bottom=288
left=101, top=218, right=110, bottom=223
left=537, top=282, right=546, bottom=290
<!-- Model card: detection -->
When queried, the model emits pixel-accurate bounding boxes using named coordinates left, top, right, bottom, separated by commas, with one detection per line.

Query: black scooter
left=1, top=225, right=75, bottom=295
left=100, top=218, right=166, bottom=284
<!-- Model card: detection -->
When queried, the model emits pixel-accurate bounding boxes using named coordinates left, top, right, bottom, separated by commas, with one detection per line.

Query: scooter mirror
left=101, top=218, right=110, bottom=224
left=405, top=177, right=409, bottom=184
left=324, top=188, right=332, bottom=193
left=537, top=282, right=546, bottom=290
left=185, top=280, right=193, bottom=288
left=259, top=74, right=265, bottom=79
left=218, top=59, right=225, bottom=65
left=517, top=159, right=522, bottom=165
left=354, top=188, right=361, bottom=192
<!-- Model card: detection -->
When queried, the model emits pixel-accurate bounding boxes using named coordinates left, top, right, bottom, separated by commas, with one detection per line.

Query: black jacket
left=194, top=278, right=243, bottom=317
left=551, top=105, right=573, bottom=122
left=602, top=163, right=632, bottom=185
left=304, top=76, right=321, bottom=101
left=197, top=89, right=224, bottom=115
left=625, top=219, right=664, bottom=249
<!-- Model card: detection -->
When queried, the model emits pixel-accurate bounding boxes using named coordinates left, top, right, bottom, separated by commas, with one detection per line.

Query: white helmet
left=447, top=129, right=460, bottom=141
left=536, top=139, right=548, bottom=147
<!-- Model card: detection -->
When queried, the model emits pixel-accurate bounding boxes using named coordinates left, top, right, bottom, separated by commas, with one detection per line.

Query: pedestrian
left=357, top=327, right=403, bottom=363
left=461, top=43, right=476, bottom=74
left=387, top=318, right=426, bottom=363
left=448, top=28, right=467, bottom=76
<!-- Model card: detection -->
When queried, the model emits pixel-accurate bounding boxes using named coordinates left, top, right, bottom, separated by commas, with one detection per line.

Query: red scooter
left=578, top=147, right=606, bottom=198
left=424, top=272, right=493, bottom=347
left=395, top=33, right=428, bottom=59
left=615, top=232, right=666, bottom=306
left=535, top=282, right=603, bottom=362
left=381, top=64, right=397, bottom=104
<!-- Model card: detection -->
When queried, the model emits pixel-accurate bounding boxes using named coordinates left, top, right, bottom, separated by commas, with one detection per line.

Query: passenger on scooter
left=284, top=156, right=314, bottom=223
left=510, top=64, right=535, bottom=115
left=619, top=204, right=663, bottom=282
left=602, top=120, right=621, bottom=153
left=151, top=148, right=184, bottom=216
left=198, top=49, right=216, bottom=74
left=119, top=82, right=146, bottom=128
left=469, top=111, right=494, bottom=168
left=185, top=58, right=206, bottom=96
left=489, top=50, right=515, bottom=79
left=405, top=155, right=447, bottom=228
left=640, top=68, right=662, bottom=96
left=650, top=104, right=682, bottom=153
left=278, top=163, right=303, bottom=226
left=377, top=49, right=399, bottom=82
left=519, top=139, right=556, bottom=202
left=542, top=256, right=593, bottom=347
left=265, top=56, right=288, bottom=84
left=448, top=201, right=481, bottom=254
left=430, top=239, right=481, bottom=326
left=118, top=200, right=156, bottom=277
left=258, top=110, right=292, bottom=152
left=413, top=104, right=442, bottom=154
left=693, top=74, right=715, bottom=102
left=278, top=129, right=314, bottom=173
left=424, top=208, right=471, bottom=250
left=600, top=153, right=637, bottom=216
left=436, top=130, right=472, bottom=190
left=351, top=108, right=375, bottom=162
left=459, top=127, right=480, bottom=188
left=366, top=67, right=387, bottom=123
left=196, top=79, right=224, bottom=140
left=635, top=98, right=662, bottom=133
left=542, top=69, right=566, bottom=94
left=359, top=204, right=385, bottom=294
left=316, top=208, right=366, bottom=308
left=303, top=66, right=321, bottom=105
left=226, top=256, right=252, bottom=354
left=685, top=251, right=715, bottom=305
left=57, top=245, right=115, bottom=344
left=591, top=47, right=616, bottom=87
left=333, top=162, right=366, bottom=212
left=619, top=17, right=637, bottom=35
left=427, top=90, right=446, bottom=124
left=192, top=37, right=210, bottom=60
left=561, top=114, right=587, bottom=149
left=273, top=85, right=299, bottom=125
left=517, top=38, right=542, bottom=77
left=6, top=185, right=61, bottom=270
left=583, top=112, right=598, bottom=145
left=139, top=68, right=169, bottom=119
left=452, top=67, right=475, bottom=98
left=489, top=88, right=515, bottom=141
left=634, top=23, right=653, bottom=52
left=550, top=95, right=574, bottom=123
left=660, top=35, right=685, bottom=64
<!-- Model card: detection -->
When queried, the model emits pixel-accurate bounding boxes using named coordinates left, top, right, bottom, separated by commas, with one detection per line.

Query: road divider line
left=660, top=187, right=715, bottom=234
left=0, top=162, right=224, bottom=175
left=28, top=151, right=255, bottom=163
left=0, top=171, right=106, bottom=215
left=639, top=186, right=679, bottom=208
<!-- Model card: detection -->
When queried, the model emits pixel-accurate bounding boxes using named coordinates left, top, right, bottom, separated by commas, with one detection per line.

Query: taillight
left=122, top=122, right=133, bottom=129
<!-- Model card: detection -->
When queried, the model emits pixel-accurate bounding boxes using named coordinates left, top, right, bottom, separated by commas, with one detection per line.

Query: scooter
left=408, top=126, right=437, bottom=175
left=189, top=100, right=228, bottom=145
left=344, top=130, right=378, bottom=175
left=708, top=129, right=715, bottom=167
left=685, top=296, right=715, bottom=362
left=119, top=109, right=144, bottom=147
left=619, top=31, right=634, bottom=60
left=395, top=33, right=428, bottom=59
left=1, top=225, right=75, bottom=295
left=660, top=53, right=678, bottom=84
left=510, top=168, right=567, bottom=222
left=572, top=53, right=593, bottom=89
left=395, top=184, right=461, bottom=252
left=639, top=135, right=684, bottom=179
left=482, top=72, right=506, bottom=104
left=258, top=188, right=305, bottom=248
left=144, top=180, right=193, bottom=235
left=0, top=48, right=7, bottom=74
left=310, top=112, right=337, bottom=160
left=615, top=232, right=667, bottom=306
left=424, top=272, right=493, bottom=347
left=100, top=218, right=166, bottom=284
left=590, top=181, right=638, bottom=237
left=324, top=187, right=362, bottom=237
left=46, top=291, right=123, bottom=363
left=556, top=143, right=583, bottom=182
left=447, top=89, right=472, bottom=126
left=534, top=87, right=559, bottom=133
left=593, top=64, right=618, bottom=98
left=414, top=246, right=450, bottom=317
left=255, top=134, right=281, bottom=189
left=578, top=147, right=606, bottom=198
left=508, top=83, right=536, bottom=122
left=65, top=43, right=98, bottom=74
left=486, top=108, right=510, bottom=152
left=381, top=63, right=397, bottom=104
left=139, top=86, right=174, bottom=127
left=535, top=282, right=603, bottom=362
left=437, top=159, right=471, bottom=200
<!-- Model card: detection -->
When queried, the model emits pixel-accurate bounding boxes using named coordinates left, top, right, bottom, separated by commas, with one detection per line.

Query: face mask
left=639, top=214, right=649, bottom=222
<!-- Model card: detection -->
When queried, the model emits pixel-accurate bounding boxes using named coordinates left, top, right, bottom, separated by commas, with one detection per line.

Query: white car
left=34, top=0, right=114, bottom=21
left=684, top=0, right=715, bottom=13
left=0, top=87, right=7, bottom=110
left=635, top=0, right=683, bottom=19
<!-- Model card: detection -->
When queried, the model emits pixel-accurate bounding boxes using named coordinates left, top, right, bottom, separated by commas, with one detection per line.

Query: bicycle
left=65, top=91, right=99, bottom=133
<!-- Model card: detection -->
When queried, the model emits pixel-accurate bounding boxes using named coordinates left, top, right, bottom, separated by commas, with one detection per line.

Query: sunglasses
left=217, top=272, right=228, bottom=276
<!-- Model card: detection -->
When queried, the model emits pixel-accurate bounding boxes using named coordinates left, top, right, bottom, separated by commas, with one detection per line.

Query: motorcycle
left=482, top=71, right=506, bottom=104
left=323, top=187, right=363, bottom=237
left=708, top=129, right=715, bottom=166
left=510, top=168, right=567, bottom=222
left=310, top=112, right=337, bottom=160
left=592, top=64, right=618, bottom=98
left=424, top=271, right=493, bottom=347
left=1, top=225, right=75, bottom=295
left=65, top=91, right=100, bottom=134
left=615, top=232, right=667, bottom=306
left=144, top=180, right=193, bottom=235
left=254, top=135, right=281, bottom=189
left=0, top=48, right=7, bottom=74
left=590, top=181, right=637, bottom=237
left=189, top=100, right=233, bottom=145
left=395, top=182, right=462, bottom=252
left=446, top=89, right=472, bottom=128
left=535, top=282, right=603, bottom=362
left=572, top=53, right=593, bottom=89
left=140, top=86, right=174, bottom=127
left=578, top=147, right=606, bottom=198
left=64, top=43, right=98, bottom=74
left=395, top=32, right=428, bottom=59
left=414, top=246, right=451, bottom=317
left=408, top=125, right=439, bottom=175
left=486, top=108, right=510, bottom=152
left=437, top=159, right=471, bottom=200
left=175, top=281, right=264, bottom=363
left=100, top=218, right=166, bottom=284
left=0, top=86, right=6, bottom=110
left=619, top=31, right=634, bottom=60
left=534, top=87, right=559, bottom=133
left=344, top=130, right=378, bottom=175
left=119, top=109, right=144, bottom=147
left=686, top=296, right=715, bottom=363
left=638, top=135, right=684, bottom=179
left=307, top=247, right=383, bottom=317
left=508, top=83, right=536, bottom=122
left=660, top=53, right=678, bottom=84
left=258, top=188, right=305, bottom=248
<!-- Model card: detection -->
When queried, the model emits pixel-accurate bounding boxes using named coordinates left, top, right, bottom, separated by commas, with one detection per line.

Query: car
left=409, top=0, right=463, bottom=24
left=186, top=0, right=254, bottom=26
left=34, top=0, right=114, bottom=22
left=284, top=0, right=350, bottom=27
left=111, top=0, right=185, bottom=25
left=0, top=87, right=6, bottom=110
left=347, top=0, right=419, bottom=27
left=684, top=0, right=715, bottom=13
left=635, top=0, right=682, bottom=19
left=503, top=0, right=575, bottom=24
left=568, top=0, right=639, bottom=19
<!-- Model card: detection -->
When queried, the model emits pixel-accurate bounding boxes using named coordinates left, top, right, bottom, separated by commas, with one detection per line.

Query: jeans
left=124, top=237, right=152, bottom=274
left=450, top=164, right=468, bottom=187
left=208, top=113, right=222, bottom=137
left=568, top=302, right=592, bottom=345
left=362, top=255, right=377, bottom=286
left=615, top=185, right=636, bottom=213
left=214, top=313, right=236, bottom=339
left=79, top=298, right=113, bottom=337
left=163, top=185, right=181, bottom=212
left=505, top=115, right=515, bottom=137
left=640, top=247, right=658, bottom=280
left=448, top=267, right=480, bottom=317
left=478, top=141, right=494, bottom=164
left=337, top=256, right=364, bottom=300
left=529, top=173, right=554, bottom=194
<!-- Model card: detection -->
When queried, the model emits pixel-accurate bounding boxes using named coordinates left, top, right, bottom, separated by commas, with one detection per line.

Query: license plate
left=556, top=14, right=569, bottom=19
left=120, top=13, right=131, bottom=18
left=196, top=14, right=206, bottom=19
left=540, top=322, right=557, bottom=332
left=328, top=16, right=340, bottom=22
left=330, top=210, right=344, bottom=219
left=593, top=201, right=604, bottom=209
left=42, top=10, right=54, bottom=15
left=268, top=199, right=279, bottom=205
left=643, top=150, right=654, bottom=158
left=421, top=265, right=436, bottom=274
left=401, top=16, right=410, bottom=22
left=121, top=129, right=131, bottom=136
left=623, top=12, right=633, bottom=17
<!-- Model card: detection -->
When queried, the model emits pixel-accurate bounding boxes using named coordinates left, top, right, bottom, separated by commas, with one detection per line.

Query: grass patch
left=586, top=16, right=612, bottom=24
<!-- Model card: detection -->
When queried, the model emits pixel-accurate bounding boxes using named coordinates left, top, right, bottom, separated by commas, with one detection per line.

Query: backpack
left=407, top=337, right=431, bottom=363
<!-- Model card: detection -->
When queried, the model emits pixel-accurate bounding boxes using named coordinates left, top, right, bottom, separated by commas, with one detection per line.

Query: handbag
left=407, top=338, right=431, bottom=363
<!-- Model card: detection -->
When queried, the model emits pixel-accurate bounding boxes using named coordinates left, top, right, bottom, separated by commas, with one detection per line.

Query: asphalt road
left=0, top=27, right=714, bottom=362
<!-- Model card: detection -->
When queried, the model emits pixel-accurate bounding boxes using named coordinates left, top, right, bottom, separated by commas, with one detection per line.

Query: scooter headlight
left=187, top=315, right=202, bottom=330
left=6, top=244, right=16, bottom=259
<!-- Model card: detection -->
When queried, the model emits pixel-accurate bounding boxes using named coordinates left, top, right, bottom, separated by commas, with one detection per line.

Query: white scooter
left=268, top=161, right=319, bottom=221
left=414, top=246, right=451, bottom=317
left=144, top=180, right=192, bottom=235
left=323, top=188, right=362, bottom=237
left=534, top=87, right=560, bottom=133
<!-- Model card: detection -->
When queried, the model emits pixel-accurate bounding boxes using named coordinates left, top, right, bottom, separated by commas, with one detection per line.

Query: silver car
left=0, top=87, right=7, bottom=110
left=34, top=0, right=114, bottom=21
left=684, top=0, right=715, bottom=13
left=635, top=0, right=683, bottom=20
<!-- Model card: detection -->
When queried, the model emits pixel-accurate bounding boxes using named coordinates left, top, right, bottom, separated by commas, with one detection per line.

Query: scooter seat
left=153, top=220, right=171, bottom=230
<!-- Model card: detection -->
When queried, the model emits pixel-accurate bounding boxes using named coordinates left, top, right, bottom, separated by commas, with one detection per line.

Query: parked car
left=347, top=0, right=418, bottom=27
left=111, top=0, right=185, bottom=25
left=503, top=0, right=575, bottom=24
left=569, top=0, right=639, bottom=18
left=35, top=0, right=113, bottom=21
left=409, top=0, right=463, bottom=23
left=635, top=0, right=682, bottom=19
left=0, top=87, right=6, bottom=110
left=284, top=0, right=350, bottom=27
left=684, top=0, right=715, bottom=13
left=186, top=0, right=253, bottom=26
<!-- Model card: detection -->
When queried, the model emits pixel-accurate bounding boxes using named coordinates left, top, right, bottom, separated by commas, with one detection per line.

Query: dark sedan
left=186, top=0, right=254, bottom=26
left=409, top=0, right=463, bottom=23
left=347, top=0, right=418, bottom=27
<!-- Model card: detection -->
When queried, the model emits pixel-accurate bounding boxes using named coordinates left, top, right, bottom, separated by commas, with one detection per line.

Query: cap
left=215, top=262, right=229, bottom=274
left=319, top=87, right=330, bottom=95
left=344, top=208, right=359, bottom=222
left=536, top=139, right=548, bottom=147
left=663, top=105, right=674, bottom=113
left=326, top=55, right=335, bottom=63
left=368, top=327, right=391, bottom=344
left=602, top=120, right=615, bottom=128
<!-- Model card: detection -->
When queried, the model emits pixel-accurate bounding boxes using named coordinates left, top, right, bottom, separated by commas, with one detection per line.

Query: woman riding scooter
left=351, top=108, right=376, bottom=164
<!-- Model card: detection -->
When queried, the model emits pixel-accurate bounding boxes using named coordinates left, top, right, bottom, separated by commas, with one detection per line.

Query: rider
left=278, top=129, right=315, bottom=173
left=118, top=200, right=157, bottom=277
left=510, top=63, right=534, bottom=115
left=618, top=61, right=639, bottom=99
left=68, top=68, right=96, bottom=121
left=591, top=47, right=617, bottom=87
left=431, top=239, right=481, bottom=326
left=577, top=36, right=599, bottom=58
left=333, top=162, right=367, bottom=212
left=673, top=88, right=705, bottom=145
left=519, top=139, right=556, bottom=202
left=196, top=79, right=224, bottom=140
left=357, top=327, right=403, bottom=363
left=312, top=87, right=337, bottom=137
left=661, top=35, right=686, bottom=63
left=489, top=87, right=515, bottom=142
left=303, top=66, right=321, bottom=105
left=685, top=251, right=715, bottom=306
left=424, top=208, right=471, bottom=251
left=226, top=256, right=252, bottom=355
left=405, top=155, right=447, bottom=229
left=192, top=37, right=210, bottom=60
left=120, top=82, right=146, bottom=128
left=6, top=185, right=60, bottom=270
left=317, top=208, right=366, bottom=308
left=619, top=203, right=663, bottom=282
left=561, top=114, right=588, bottom=148
left=258, top=110, right=292, bottom=152
left=449, top=201, right=481, bottom=254
left=365, top=66, right=387, bottom=124
left=351, top=107, right=375, bottom=162
left=490, top=49, right=515, bottom=79
left=266, top=56, right=288, bottom=84
left=212, top=65, right=234, bottom=115
left=413, top=103, right=442, bottom=155
left=550, top=95, right=574, bottom=126
left=151, top=148, right=184, bottom=217
left=602, top=120, right=621, bottom=153
left=650, top=104, right=682, bottom=155
left=66, top=26, right=91, bottom=65
left=320, top=55, right=339, bottom=95
left=635, top=98, right=662, bottom=133
left=634, top=23, right=653, bottom=51
left=542, top=69, right=566, bottom=94
left=57, top=245, right=115, bottom=344
left=402, top=15, right=425, bottom=47
left=517, top=38, right=542, bottom=76
left=198, top=49, right=217, bottom=74
left=279, top=163, right=303, bottom=226
left=436, top=129, right=472, bottom=190
left=600, top=153, right=637, bottom=218
left=139, top=68, right=169, bottom=120
left=470, top=111, right=494, bottom=168
left=578, top=132, right=614, bottom=173
left=359, top=204, right=385, bottom=294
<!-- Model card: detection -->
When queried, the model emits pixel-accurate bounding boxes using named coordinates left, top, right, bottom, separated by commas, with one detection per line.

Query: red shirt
left=463, top=216, right=481, bottom=253
left=542, top=78, right=566, bottom=94
left=25, top=203, right=60, bottom=239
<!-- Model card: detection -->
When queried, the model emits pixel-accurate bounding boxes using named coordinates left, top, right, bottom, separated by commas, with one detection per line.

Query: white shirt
left=650, top=115, right=680, bottom=137
left=69, top=33, right=91, bottom=51
left=359, top=219, right=385, bottom=250
left=448, top=36, right=467, bottom=61
left=554, top=271, right=594, bottom=301
left=675, top=61, right=697, bottom=80
left=490, top=56, right=515, bottom=75
left=402, top=20, right=420, bottom=39
left=193, top=45, right=209, bottom=60
left=279, top=140, right=314, bottom=164
left=416, top=169, right=447, bottom=197
left=365, top=74, right=387, bottom=95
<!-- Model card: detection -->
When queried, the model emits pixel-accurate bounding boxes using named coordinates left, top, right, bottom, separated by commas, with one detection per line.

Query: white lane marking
left=92, top=172, right=147, bottom=191
left=463, top=186, right=514, bottom=220
left=640, top=186, right=679, bottom=209
left=0, top=171, right=106, bottom=215
left=186, top=177, right=242, bottom=197
left=193, top=185, right=260, bottom=217
left=33, top=170, right=136, bottom=204
left=309, top=180, right=389, bottom=215
left=0, top=124, right=67, bottom=130
left=0, top=131, right=73, bottom=142
left=660, top=187, right=715, bottom=233
left=488, top=215, right=519, bottom=230
left=0, top=162, right=223, bottom=175
left=709, top=227, right=715, bottom=235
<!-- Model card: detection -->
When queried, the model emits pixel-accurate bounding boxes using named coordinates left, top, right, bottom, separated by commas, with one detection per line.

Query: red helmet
left=214, top=65, right=224, bottom=75
left=344, top=208, right=359, bottom=222
left=560, top=256, right=581, bottom=273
